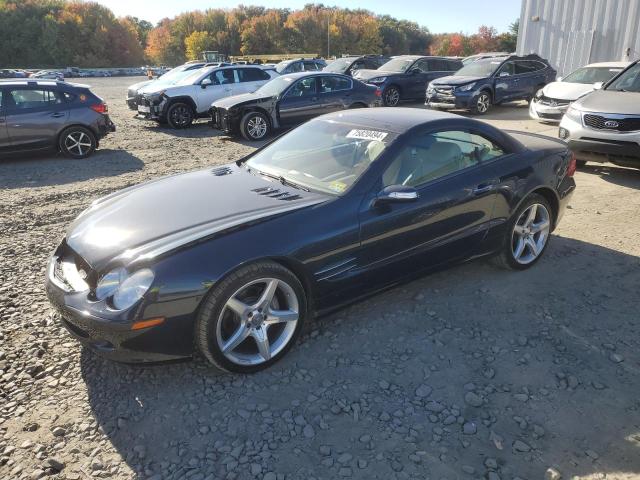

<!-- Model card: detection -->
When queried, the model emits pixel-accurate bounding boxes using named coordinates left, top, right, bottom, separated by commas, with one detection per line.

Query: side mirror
left=374, top=185, right=419, bottom=206
left=557, top=76, right=563, bottom=82
left=201, top=78, right=212, bottom=89
left=409, top=68, right=420, bottom=75
left=593, top=81, right=603, bottom=90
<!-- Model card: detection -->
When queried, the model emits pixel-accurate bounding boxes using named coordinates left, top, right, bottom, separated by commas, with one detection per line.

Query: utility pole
left=327, top=14, right=330, bottom=59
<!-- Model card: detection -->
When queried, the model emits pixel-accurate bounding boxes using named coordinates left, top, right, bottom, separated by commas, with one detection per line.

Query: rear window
left=9, top=88, right=62, bottom=109
left=237, top=68, right=271, bottom=82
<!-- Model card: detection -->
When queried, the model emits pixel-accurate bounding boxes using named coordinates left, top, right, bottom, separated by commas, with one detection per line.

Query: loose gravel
left=1, top=77, right=640, bottom=480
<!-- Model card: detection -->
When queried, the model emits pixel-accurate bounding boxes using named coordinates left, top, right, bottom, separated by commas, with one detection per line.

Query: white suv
left=136, top=65, right=277, bottom=128
left=559, top=60, right=640, bottom=169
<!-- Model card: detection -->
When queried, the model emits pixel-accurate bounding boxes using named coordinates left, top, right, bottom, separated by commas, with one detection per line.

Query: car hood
left=540, top=81, right=594, bottom=100
left=212, top=93, right=275, bottom=109
left=128, top=79, right=154, bottom=91
left=353, top=69, right=398, bottom=81
left=431, top=75, right=485, bottom=86
left=573, top=89, right=640, bottom=114
left=66, top=164, right=327, bottom=271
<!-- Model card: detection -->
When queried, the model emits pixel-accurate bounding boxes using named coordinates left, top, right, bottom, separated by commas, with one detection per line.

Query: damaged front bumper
left=136, top=95, right=166, bottom=120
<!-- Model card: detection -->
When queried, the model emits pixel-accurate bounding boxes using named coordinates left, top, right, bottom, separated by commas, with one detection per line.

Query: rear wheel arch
left=56, top=123, right=98, bottom=150
left=516, top=187, right=559, bottom=230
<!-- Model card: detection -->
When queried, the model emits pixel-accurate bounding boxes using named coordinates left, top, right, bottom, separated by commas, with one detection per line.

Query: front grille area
left=584, top=114, right=640, bottom=132
left=50, top=242, right=92, bottom=292
left=538, top=112, right=563, bottom=120
left=538, top=95, right=570, bottom=107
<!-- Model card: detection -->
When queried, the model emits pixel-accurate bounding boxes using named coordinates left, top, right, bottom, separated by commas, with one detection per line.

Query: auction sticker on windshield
left=346, top=129, right=388, bottom=141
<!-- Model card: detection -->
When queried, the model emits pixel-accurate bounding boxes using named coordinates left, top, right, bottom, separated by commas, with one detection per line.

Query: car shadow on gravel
left=80, top=235, right=640, bottom=480
left=0, top=150, right=144, bottom=189
left=578, top=163, right=640, bottom=189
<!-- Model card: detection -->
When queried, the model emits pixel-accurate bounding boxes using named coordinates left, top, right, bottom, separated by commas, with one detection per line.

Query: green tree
left=185, top=31, right=213, bottom=60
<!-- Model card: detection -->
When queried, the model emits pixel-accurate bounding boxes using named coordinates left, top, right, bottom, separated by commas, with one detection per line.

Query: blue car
left=353, top=55, right=463, bottom=106
left=426, top=54, right=556, bottom=114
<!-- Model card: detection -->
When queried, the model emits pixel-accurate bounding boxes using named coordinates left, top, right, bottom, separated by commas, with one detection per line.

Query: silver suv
left=559, top=60, right=640, bottom=169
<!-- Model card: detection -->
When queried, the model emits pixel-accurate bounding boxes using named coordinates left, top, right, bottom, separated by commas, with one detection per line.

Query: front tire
left=471, top=91, right=492, bottom=115
left=240, top=111, right=271, bottom=141
left=196, top=261, right=306, bottom=373
left=383, top=86, right=400, bottom=107
left=166, top=102, right=194, bottom=129
left=494, top=194, right=553, bottom=270
left=59, top=126, right=96, bottom=159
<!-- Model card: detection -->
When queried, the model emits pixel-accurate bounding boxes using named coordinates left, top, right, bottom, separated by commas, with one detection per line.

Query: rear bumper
left=96, top=116, right=116, bottom=139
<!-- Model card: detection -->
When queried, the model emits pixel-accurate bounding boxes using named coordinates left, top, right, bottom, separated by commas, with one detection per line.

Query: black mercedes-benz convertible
left=46, top=108, right=576, bottom=373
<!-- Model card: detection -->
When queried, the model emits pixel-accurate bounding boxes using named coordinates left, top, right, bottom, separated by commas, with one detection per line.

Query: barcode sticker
left=346, top=129, right=388, bottom=141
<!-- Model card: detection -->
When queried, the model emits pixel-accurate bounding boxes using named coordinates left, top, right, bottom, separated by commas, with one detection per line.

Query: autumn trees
left=0, top=0, right=145, bottom=67
left=0, top=1, right=518, bottom=68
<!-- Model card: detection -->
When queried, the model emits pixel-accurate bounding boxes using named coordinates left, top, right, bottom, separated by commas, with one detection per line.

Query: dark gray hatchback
left=0, top=79, right=115, bottom=158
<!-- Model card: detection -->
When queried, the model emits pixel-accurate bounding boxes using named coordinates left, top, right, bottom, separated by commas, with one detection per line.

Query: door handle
left=473, top=180, right=499, bottom=194
left=51, top=112, right=65, bottom=118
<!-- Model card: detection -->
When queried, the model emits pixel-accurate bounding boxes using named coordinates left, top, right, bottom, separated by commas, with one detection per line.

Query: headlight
left=535, top=88, right=544, bottom=99
left=112, top=269, right=155, bottom=311
left=565, top=105, right=582, bottom=122
left=96, top=267, right=126, bottom=300
left=457, top=82, right=476, bottom=92
left=369, top=77, right=387, bottom=84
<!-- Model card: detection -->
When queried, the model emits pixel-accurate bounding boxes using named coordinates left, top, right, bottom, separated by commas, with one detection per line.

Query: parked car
left=274, top=58, right=327, bottom=75
left=0, top=79, right=115, bottom=158
left=31, top=70, right=65, bottom=81
left=126, top=61, right=221, bottom=109
left=426, top=54, right=556, bottom=114
left=530, top=61, right=629, bottom=122
left=0, top=69, right=21, bottom=78
left=136, top=65, right=277, bottom=128
left=462, top=52, right=510, bottom=65
left=210, top=72, right=381, bottom=140
left=353, top=55, right=464, bottom=106
left=45, top=108, right=576, bottom=371
left=559, top=59, right=640, bottom=169
left=324, top=55, right=390, bottom=76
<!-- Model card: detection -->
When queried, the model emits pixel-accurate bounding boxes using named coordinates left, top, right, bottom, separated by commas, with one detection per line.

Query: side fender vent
left=211, top=166, right=233, bottom=176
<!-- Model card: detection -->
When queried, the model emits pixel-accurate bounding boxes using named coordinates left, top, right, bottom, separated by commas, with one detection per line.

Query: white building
left=516, top=0, right=640, bottom=75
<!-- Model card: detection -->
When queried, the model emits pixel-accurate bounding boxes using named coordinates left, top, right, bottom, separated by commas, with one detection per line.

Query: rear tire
left=493, top=193, right=553, bottom=270
left=240, top=111, right=271, bottom=141
left=195, top=261, right=307, bottom=373
left=59, top=126, right=96, bottom=159
left=471, top=91, right=492, bottom=115
left=166, top=102, right=194, bottom=129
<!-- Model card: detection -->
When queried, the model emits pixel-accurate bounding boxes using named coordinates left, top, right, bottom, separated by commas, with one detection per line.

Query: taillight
left=375, top=88, right=382, bottom=97
left=566, top=152, right=577, bottom=177
left=90, top=103, right=108, bottom=114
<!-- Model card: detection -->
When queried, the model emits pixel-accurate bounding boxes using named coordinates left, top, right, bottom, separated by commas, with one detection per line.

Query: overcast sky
left=94, top=0, right=521, bottom=34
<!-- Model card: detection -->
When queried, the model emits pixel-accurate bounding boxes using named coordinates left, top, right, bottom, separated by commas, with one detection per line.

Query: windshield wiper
left=250, top=168, right=310, bottom=192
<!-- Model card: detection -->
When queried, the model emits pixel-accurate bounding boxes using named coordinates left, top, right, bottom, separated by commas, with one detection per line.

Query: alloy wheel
left=247, top=115, right=267, bottom=139
left=511, top=203, right=550, bottom=265
left=64, top=131, right=92, bottom=156
left=170, top=105, right=191, bottom=127
left=216, top=278, right=299, bottom=366
left=384, top=88, right=400, bottom=106
left=476, top=93, right=490, bottom=113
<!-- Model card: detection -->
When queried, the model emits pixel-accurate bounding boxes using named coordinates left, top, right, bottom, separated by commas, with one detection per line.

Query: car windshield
left=324, top=59, right=353, bottom=73
left=157, top=69, right=199, bottom=85
left=455, top=60, right=502, bottom=77
left=563, top=66, right=624, bottom=84
left=275, top=61, right=293, bottom=74
left=254, top=76, right=297, bottom=96
left=379, top=58, right=415, bottom=73
left=175, top=68, right=212, bottom=85
left=605, top=63, right=640, bottom=92
left=245, top=119, right=395, bottom=195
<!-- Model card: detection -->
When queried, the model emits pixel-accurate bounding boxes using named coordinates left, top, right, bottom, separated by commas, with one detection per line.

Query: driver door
left=357, top=129, right=505, bottom=286
left=196, top=69, right=236, bottom=112
left=0, top=89, right=10, bottom=151
left=278, top=77, right=323, bottom=126
left=406, top=59, right=432, bottom=99
left=494, top=61, right=519, bottom=102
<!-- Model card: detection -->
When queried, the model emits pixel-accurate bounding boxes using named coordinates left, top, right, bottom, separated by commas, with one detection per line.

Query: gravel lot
left=1, top=77, right=639, bottom=480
